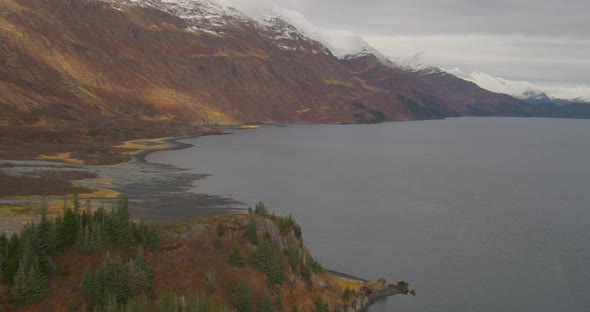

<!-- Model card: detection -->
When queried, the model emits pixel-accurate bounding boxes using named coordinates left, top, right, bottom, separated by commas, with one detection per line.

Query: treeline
left=0, top=195, right=159, bottom=306
left=0, top=198, right=331, bottom=311
left=81, top=249, right=153, bottom=309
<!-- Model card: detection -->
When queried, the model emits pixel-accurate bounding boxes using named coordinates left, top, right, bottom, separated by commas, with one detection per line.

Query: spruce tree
left=111, top=195, right=135, bottom=248
left=250, top=241, right=284, bottom=285
left=73, top=191, right=81, bottom=214
left=254, top=202, right=268, bottom=215
left=59, top=207, right=78, bottom=249
left=216, top=221, right=225, bottom=237
left=246, top=219, right=258, bottom=245
left=81, top=264, right=94, bottom=296
left=258, top=293, right=275, bottom=312
left=12, top=256, right=48, bottom=305
left=229, top=245, right=245, bottom=267
left=29, top=258, right=48, bottom=302
left=131, top=246, right=153, bottom=292
left=314, top=296, right=329, bottom=312
left=2, top=234, right=20, bottom=283
left=11, top=262, right=27, bottom=305
left=232, top=280, right=252, bottom=312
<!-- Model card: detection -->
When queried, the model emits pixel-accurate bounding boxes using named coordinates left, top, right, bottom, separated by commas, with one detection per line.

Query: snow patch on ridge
left=113, top=0, right=389, bottom=60
left=111, top=0, right=251, bottom=33
left=447, top=68, right=590, bottom=103
left=257, top=8, right=382, bottom=59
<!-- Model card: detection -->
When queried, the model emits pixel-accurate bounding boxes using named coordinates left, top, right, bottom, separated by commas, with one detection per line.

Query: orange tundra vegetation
left=1, top=198, right=412, bottom=311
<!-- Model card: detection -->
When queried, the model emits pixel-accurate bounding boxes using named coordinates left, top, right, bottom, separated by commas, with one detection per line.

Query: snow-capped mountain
left=111, top=0, right=383, bottom=59
left=257, top=15, right=331, bottom=54
left=257, top=8, right=383, bottom=59
left=4, top=0, right=590, bottom=134
left=447, top=69, right=590, bottom=105
left=110, top=0, right=252, bottom=35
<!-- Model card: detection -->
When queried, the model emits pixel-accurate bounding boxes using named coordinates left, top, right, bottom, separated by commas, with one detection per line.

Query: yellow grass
left=38, top=152, right=85, bottom=165
left=114, top=137, right=173, bottom=154
left=1, top=187, right=120, bottom=201
left=323, top=78, right=354, bottom=88
left=0, top=204, right=25, bottom=217
left=352, top=77, right=380, bottom=92
left=139, top=114, right=175, bottom=121
left=74, top=188, right=120, bottom=199
left=334, top=276, right=365, bottom=291
left=237, top=125, right=262, bottom=129
left=91, top=176, right=114, bottom=186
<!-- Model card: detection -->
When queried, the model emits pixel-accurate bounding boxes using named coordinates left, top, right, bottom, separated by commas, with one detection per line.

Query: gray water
left=147, top=117, right=590, bottom=312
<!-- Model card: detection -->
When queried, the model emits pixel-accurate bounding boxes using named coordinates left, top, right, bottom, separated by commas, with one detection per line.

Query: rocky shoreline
left=0, top=132, right=414, bottom=310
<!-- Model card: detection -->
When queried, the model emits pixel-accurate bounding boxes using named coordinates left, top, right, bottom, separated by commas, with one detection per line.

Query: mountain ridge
left=0, top=0, right=588, bottom=157
left=447, top=69, right=590, bottom=105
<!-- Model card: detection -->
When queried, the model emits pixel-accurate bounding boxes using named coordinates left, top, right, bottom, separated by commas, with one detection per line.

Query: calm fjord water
left=148, top=118, right=590, bottom=312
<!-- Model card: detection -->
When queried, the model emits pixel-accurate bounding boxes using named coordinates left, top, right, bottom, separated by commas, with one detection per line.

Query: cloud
left=364, top=34, right=590, bottom=86
left=273, top=9, right=371, bottom=57
left=216, top=0, right=278, bottom=16
left=272, top=0, right=590, bottom=38
left=211, top=0, right=590, bottom=87
left=215, top=1, right=374, bottom=57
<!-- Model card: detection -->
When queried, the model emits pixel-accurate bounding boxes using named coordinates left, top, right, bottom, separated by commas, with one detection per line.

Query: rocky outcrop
left=334, top=279, right=416, bottom=312
left=160, top=213, right=414, bottom=312
left=253, top=216, right=300, bottom=251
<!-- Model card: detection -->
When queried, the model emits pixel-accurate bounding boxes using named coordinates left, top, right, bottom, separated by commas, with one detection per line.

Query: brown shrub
left=0, top=172, right=92, bottom=197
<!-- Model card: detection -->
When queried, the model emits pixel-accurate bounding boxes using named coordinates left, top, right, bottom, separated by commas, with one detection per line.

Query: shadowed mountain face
left=0, top=0, right=561, bottom=133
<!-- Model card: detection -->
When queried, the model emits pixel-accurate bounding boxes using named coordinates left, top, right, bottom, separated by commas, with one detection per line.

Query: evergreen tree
left=11, top=262, right=27, bottom=304
left=4, top=193, right=160, bottom=307
left=258, top=293, right=275, bottom=312
left=81, top=264, right=94, bottom=296
left=342, top=287, right=354, bottom=300
left=12, top=255, right=48, bottom=305
left=1, top=234, right=20, bottom=283
left=110, top=195, right=135, bottom=248
left=81, top=251, right=154, bottom=309
left=246, top=219, right=258, bottom=245
left=216, top=221, right=225, bottom=237
left=59, top=206, right=78, bottom=249
left=37, top=200, right=54, bottom=255
left=275, top=295, right=283, bottom=310
left=314, top=296, right=329, bottom=312
left=250, top=241, right=284, bottom=285
left=73, top=191, right=81, bottom=214
left=254, top=202, right=268, bottom=216
left=229, top=245, right=245, bottom=267
left=232, top=280, right=253, bottom=312
left=130, top=246, right=153, bottom=293
left=138, top=222, right=160, bottom=251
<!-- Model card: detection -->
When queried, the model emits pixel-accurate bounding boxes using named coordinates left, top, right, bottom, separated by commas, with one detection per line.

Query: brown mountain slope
left=0, top=0, right=372, bottom=127
left=0, top=0, right=540, bottom=157
left=341, top=54, right=533, bottom=120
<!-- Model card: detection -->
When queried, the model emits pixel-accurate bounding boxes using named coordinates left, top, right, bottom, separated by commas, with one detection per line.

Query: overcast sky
left=227, top=0, right=590, bottom=88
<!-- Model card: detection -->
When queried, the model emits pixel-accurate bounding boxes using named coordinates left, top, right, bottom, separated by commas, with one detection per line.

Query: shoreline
left=129, top=136, right=197, bottom=163
left=0, top=126, right=411, bottom=309
left=0, top=131, right=241, bottom=231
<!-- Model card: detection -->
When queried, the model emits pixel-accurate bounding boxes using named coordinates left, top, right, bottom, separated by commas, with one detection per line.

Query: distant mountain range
left=447, top=69, right=590, bottom=105
left=0, top=0, right=588, bottom=136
